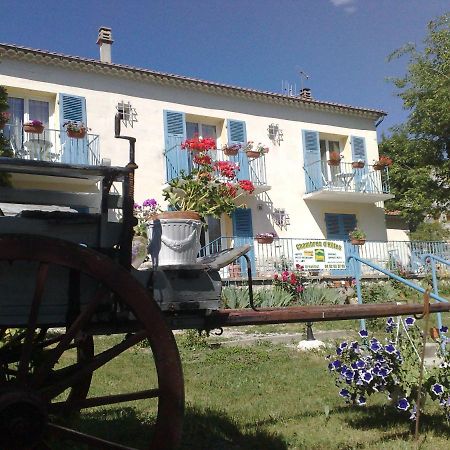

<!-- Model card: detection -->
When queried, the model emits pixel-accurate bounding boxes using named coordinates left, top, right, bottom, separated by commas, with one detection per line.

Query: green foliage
left=301, top=284, right=345, bottom=305
left=0, top=86, right=12, bottom=186
left=178, top=329, right=210, bottom=350
left=409, top=222, right=450, bottom=241
left=221, top=286, right=250, bottom=309
left=255, top=287, right=293, bottom=307
left=381, top=13, right=450, bottom=230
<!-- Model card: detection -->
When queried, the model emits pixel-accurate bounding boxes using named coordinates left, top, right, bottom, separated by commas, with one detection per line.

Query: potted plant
left=0, top=112, right=10, bottom=130
left=222, top=143, right=241, bottom=156
left=255, top=232, right=277, bottom=244
left=64, top=121, right=88, bottom=139
left=373, top=155, right=393, bottom=170
left=351, top=159, right=365, bottom=169
left=23, top=119, right=44, bottom=134
left=328, top=151, right=341, bottom=166
left=349, top=228, right=366, bottom=245
left=243, top=141, right=269, bottom=159
left=149, top=143, right=255, bottom=266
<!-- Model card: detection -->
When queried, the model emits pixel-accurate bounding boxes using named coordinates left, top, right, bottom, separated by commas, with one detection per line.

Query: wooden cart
left=0, top=156, right=448, bottom=450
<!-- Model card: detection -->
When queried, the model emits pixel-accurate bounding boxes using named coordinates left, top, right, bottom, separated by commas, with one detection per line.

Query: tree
left=0, top=86, right=12, bottom=186
left=380, top=13, right=450, bottom=231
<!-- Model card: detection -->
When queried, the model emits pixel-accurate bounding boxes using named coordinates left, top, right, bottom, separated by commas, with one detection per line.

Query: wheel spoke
left=18, top=262, right=49, bottom=383
left=50, top=388, right=159, bottom=413
left=40, top=331, right=147, bottom=401
left=32, top=287, right=109, bottom=388
left=46, top=423, right=137, bottom=450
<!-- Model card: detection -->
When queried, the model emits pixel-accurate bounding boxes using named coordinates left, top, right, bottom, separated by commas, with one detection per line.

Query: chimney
left=300, top=88, right=312, bottom=101
left=97, top=27, right=113, bottom=63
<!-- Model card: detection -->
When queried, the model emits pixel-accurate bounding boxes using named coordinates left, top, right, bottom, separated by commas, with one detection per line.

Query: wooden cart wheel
left=0, top=235, right=184, bottom=450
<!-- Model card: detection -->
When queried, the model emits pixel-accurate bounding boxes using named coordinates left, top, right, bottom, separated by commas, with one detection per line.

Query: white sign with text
left=293, top=240, right=346, bottom=270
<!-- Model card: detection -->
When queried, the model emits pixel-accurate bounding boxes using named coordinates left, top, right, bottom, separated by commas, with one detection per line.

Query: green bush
left=300, top=284, right=345, bottom=306
left=255, top=287, right=293, bottom=308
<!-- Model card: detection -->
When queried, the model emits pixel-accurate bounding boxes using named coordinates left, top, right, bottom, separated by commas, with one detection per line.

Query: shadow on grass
left=47, top=404, right=288, bottom=450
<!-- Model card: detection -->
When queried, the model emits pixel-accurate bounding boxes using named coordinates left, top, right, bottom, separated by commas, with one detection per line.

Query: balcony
left=2, top=124, right=100, bottom=166
left=303, top=161, right=394, bottom=203
left=164, top=145, right=270, bottom=195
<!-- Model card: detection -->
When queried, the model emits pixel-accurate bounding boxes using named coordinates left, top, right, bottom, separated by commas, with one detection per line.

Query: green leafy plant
left=349, top=228, right=366, bottom=240
left=0, top=85, right=12, bottom=186
left=255, top=287, right=293, bottom=308
left=301, top=284, right=345, bottom=305
left=221, top=286, right=250, bottom=309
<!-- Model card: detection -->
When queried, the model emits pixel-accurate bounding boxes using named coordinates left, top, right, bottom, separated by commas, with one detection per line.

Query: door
left=232, top=208, right=255, bottom=275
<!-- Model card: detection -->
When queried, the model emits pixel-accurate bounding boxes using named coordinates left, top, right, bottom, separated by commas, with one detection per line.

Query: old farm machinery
left=0, top=127, right=448, bottom=450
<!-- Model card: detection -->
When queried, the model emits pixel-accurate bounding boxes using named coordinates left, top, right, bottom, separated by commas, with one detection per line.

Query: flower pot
left=131, top=235, right=148, bottom=269
left=67, top=129, right=86, bottom=139
left=246, top=151, right=261, bottom=159
left=256, top=236, right=274, bottom=244
left=350, top=238, right=366, bottom=245
left=23, top=124, right=44, bottom=134
left=147, top=211, right=202, bottom=266
left=352, top=161, right=365, bottom=169
left=224, top=148, right=239, bottom=156
left=327, top=159, right=340, bottom=166
left=373, top=163, right=384, bottom=171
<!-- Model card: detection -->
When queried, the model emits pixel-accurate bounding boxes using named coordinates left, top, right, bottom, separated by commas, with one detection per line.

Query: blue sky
left=1, top=0, right=448, bottom=136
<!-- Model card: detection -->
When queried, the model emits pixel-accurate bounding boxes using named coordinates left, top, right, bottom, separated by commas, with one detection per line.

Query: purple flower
left=405, top=317, right=415, bottom=327
left=440, top=326, right=448, bottom=333
left=339, top=342, right=348, bottom=350
left=358, top=330, right=368, bottom=338
left=343, top=369, right=354, bottom=381
left=362, top=371, right=373, bottom=383
left=143, top=198, right=158, bottom=208
left=369, top=340, right=382, bottom=352
left=355, top=359, right=366, bottom=369
left=331, top=360, right=342, bottom=370
left=397, top=398, right=410, bottom=411
left=357, top=395, right=366, bottom=406
left=431, top=383, right=444, bottom=396
left=385, top=343, right=396, bottom=354
left=339, top=389, right=350, bottom=398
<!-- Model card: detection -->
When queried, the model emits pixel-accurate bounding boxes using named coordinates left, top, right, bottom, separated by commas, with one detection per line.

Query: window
left=5, top=97, right=50, bottom=155
left=320, top=139, right=340, bottom=181
left=325, top=213, right=357, bottom=240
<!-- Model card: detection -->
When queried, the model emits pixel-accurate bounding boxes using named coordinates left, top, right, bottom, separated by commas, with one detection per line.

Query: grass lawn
left=49, top=329, right=449, bottom=449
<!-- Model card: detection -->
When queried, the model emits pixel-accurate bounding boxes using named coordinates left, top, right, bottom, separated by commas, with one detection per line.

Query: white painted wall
left=0, top=57, right=387, bottom=240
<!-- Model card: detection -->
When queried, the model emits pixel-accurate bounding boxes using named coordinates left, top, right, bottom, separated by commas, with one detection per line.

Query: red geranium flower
left=181, top=134, right=216, bottom=152
left=238, top=180, right=255, bottom=193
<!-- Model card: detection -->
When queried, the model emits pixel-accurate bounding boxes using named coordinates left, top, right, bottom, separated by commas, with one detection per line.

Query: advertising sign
left=293, top=240, right=346, bottom=270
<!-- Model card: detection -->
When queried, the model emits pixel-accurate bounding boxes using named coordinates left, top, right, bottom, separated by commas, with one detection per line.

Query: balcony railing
left=164, top=143, right=268, bottom=189
left=199, top=237, right=449, bottom=279
left=303, top=160, right=391, bottom=196
left=2, top=124, right=100, bottom=165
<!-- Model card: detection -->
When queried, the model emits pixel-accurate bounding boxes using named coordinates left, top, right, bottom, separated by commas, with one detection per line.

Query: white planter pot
left=148, top=216, right=202, bottom=266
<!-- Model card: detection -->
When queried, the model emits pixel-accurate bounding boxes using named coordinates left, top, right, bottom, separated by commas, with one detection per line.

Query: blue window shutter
left=302, top=130, right=322, bottom=192
left=351, top=136, right=366, bottom=161
left=232, top=208, right=255, bottom=273
left=59, top=93, right=87, bottom=164
left=164, top=110, right=187, bottom=182
left=325, top=213, right=357, bottom=240
left=227, top=119, right=249, bottom=180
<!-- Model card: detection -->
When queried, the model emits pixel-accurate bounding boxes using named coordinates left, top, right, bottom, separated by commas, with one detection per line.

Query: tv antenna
left=299, top=70, right=310, bottom=91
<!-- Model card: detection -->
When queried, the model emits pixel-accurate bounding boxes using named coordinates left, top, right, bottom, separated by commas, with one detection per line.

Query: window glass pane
left=186, top=122, right=199, bottom=139
left=6, top=97, right=24, bottom=152
left=29, top=100, right=49, bottom=128
left=329, top=141, right=340, bottom=153
left=201, top=124, right=216, bottom=141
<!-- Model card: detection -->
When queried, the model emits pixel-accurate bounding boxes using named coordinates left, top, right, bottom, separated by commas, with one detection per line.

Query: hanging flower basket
left=256, top=236, right=274, bottom=244
left=373, top=163, right=384, bottom=171
left=224, top=147, right=239, bottom=156
left=67, top=129, right=87, bottom=139
left=352, top=161, right=365, bottom=169
left=246, top=150, right=261, bottom=159
left=23, top=124, right=44, bottom=134
left=350, top=238, right=366, bottom=246
left=327, top=159, right=340, bottom=166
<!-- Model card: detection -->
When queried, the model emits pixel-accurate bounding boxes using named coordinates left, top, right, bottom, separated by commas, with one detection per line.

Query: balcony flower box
left=256, top=233, right=277, bottom=244
left=64, top=121, right=88, bottom=139
left=222, top=144, right=240, bottom=156
left=352, top=160, right=365, bottom=169
left=327, top=151, right=341, bottom=166
left=349, top=228, right=366, bottom=245
left=373, top=155, right=392, bottom=171
left=23, top=120, right=44, bottom=134
left=244, top=142, right=269, bottom=159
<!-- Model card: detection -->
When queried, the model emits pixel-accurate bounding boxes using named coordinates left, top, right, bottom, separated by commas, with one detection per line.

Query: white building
left=2, top=28, right=424, bottom=276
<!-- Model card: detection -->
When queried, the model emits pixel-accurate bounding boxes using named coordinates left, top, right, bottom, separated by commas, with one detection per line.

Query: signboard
left=293, top=240, right=346, bottom=270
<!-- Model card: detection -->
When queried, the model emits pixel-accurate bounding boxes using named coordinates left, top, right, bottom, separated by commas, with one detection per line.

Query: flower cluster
left=133, top=198, right=161, bottom=236
left=327, top=318, right=450, bottom=420
left=181, top=135, right=216, bottom=152
left=273, top=264, right=305, bottom=298
left=349, top=228, right=366, bottom=240
left=328, top=151, right=342, bottom=161
left=0, top=111, right=10, bottom=124
left=164, top=138, right=256, bottom=219
left=63, top=121, right=88, bottom=133
left=25, top=119, right=43, bottom=127
left=374, top=155, right=393, bottom=167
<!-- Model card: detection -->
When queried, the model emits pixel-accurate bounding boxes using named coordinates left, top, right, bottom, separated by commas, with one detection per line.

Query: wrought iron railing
left=2, top=124, right=100, bottom=165
left=199, top=237, right=449, bottom=279
left=164, top=143, right=267, bottom=187
left=303, top=160, right=390, bottom=195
